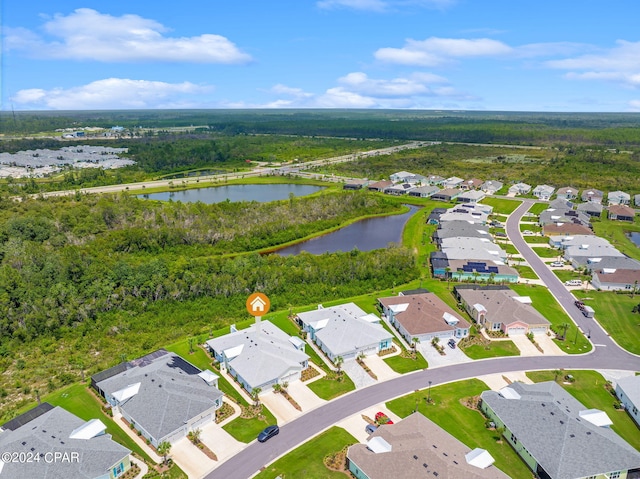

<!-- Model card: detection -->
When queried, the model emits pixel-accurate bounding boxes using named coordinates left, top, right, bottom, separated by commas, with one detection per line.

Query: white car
left=550, top=262, right=564, bottom=267
left=565, top=279, right=582, bottom=286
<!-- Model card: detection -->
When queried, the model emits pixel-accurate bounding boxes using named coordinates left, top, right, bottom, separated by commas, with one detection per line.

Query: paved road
left=207, top=200, right=640, bottom=479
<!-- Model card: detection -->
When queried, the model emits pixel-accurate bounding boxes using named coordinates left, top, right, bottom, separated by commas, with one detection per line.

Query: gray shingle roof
left=206, top=321, right=308, bottom=390
left=95, top=352, right=223, bottom=442
left=481, top=382, right=640, bottom=479
left=0, top=405, right=130, bottom=479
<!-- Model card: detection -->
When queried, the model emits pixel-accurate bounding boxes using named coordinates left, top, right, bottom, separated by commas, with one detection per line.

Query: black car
left=447, top=339, right=456, bottom=349
left=258, top=425, right=279, bottom=442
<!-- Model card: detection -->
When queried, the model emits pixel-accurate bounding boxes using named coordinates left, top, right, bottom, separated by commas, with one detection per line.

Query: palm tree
left=411, top=337, right=420, bottom=354
left=189, top=428, right=202, bottom=444
left=251, top=387, right=262, bottom=407
left=558, top=323, right=570, bottom=340
left=553, top=369, right=562, bottom=382
left=157, top=441, right=172, bottom=465
left=335, top=356, right=344, bottom=375
left=281, top=380, right=289, bottom=393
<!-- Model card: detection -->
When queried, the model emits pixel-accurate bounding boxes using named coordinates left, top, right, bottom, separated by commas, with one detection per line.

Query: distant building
left=608, top=204, right=636, bottom=222
left=457, top=190, right=486, bottom=204
left=508, top=183, right=531, bottom=196
left=481, top=180, right=503, bottom=195
left=608, top=190, right=631, bottom=206
left=408, top=185, right=439, bottom=198
left=556, top=186, right=579, bottom=200
left=431, top=188, right=463, bottom=202
left=533, top=184, right=555, bottom=200
left=460, top=178, right=484, bottom=190
left=592, top=269, right=640, bottom=291
left=368, top=180, right=393, bottom=192
left=581, top=188, right=604, bottom=204
left=443, top=176, right=465, bottom=189
left=576, top=202, right=603, bottom=218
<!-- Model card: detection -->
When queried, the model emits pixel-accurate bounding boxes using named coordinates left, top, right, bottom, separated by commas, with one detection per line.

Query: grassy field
left=520, top=223, right=542, bottom=233
left=514, top=265, right=539, bottom=279
left=253, top=426, right=357, bottom=479
left=481, top=197, right=521, bottom=215
left=524, top=235, right=551, bottom=244
left=532, top=246, right=561, bottom=258
left=528, top=202, right=550, bottom=215
left=553, top=269, right=586, bottom=283
left=307, top=374, right=356, bottom=400
left=526, top=370, right=640, bottom=451
left=383, top=350, right=429, bottom=373
left=386, top=379, right=532, bottom=479
left=573, top=290, right=640, bottom=354
left=461, top=340, right=520, bottom=359
left=510, top=284, right=592, bottom=354
left=592, top=216, right=640, bottom=261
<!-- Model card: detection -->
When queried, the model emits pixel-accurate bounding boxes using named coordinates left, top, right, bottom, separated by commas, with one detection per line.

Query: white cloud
left=317, top=0, right=455, bottom=11
left=4, top=8, right=251, bottom=63
left=269, top=84, right=314, bottom=98
left=629, top=100, right=640, bottom=111
left=546, top=40, right=640, bottom=89
left=375, top=37, right=512, bottom=66
left=11, top=78, right=214, bottom=110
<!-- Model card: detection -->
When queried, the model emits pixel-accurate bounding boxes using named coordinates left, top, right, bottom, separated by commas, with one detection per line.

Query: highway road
left=207, top=200, right=640, bottom=479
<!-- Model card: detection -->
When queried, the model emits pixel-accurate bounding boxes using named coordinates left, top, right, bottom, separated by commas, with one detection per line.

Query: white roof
left=288, top=336, right=306, bottom=349
left=69, top=419, right=107, bottom=440
left=389, top=303, right=409, bottom=313
left=465, top=448, right=496, bottom=469
left=310, top=318, right=329, bottom=330
left=499, top=386, right=521, bottom=400
left=360, top=313, right=381, bottom=323
left=579, top=409, right=613, bottom=427
left=223, top=344, right=244, bottom=360
left=198, top=370, right=218, bottom=384
left=602, top=268, right=617, bottom=274
left=473, top=303, right=487, bottom=313
left=443, top=311, right=459, bottom=325
left=367, top=436, right=392, bottom=454
left=112, top=382, right=141, bottom=403
left=513, top=296, right=532, bottom=304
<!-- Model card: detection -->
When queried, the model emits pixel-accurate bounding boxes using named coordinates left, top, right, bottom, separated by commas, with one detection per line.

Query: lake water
left=276, top=205, right=419, bottom=256
left=138, top=184, right=325, bottom=204
left=629, top=231, right=640, bottom=247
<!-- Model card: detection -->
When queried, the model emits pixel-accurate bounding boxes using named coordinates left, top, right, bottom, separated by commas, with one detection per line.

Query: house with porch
left=408, top=185, right=439, bottom=198
left=296, top=303, right=392, bottom=363
left=455, top=286, right=550, bottom=336
left=556, top=186, right=579, bottom=200
left=206, top=320, right=309, bottom=394
left=508, top=182, right=531, bottom=196
left=368, top=180, right=393, bottom=192
left=378, top=292, right=470, bottom=343
left=480, top=382, right=640, bottom=479
left=458, top=189, right=486, bottom=204
left=592, top=269, right=640, bottom=292
left=0, top=403, right=131, bottom=479
left=608, top=190, right=631, bottom=205
left=443, top=176, right=465, bottom=189
left=447, top=259, right=519, bottom=284
left=582, top=188, right=604, bottom=203
left=616, top=375, right=640, bottom=427
left=347, top=412, right=509, bottom=479
left=92, top=350, right=223, bottom=447
left=481, top=180, right=503, bottom=195
left=533, top=184, right=555, bottom=200
left=577, top=201, right=603, bottom=218
left=460, top=178, right=484, bottom=190
left=431, top=188, right=462, bottom=202
left=609, top=204, right=636, bottom=222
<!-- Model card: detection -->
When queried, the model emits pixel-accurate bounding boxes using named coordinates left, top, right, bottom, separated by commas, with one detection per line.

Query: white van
left=565, top=279, right=582, bottom=286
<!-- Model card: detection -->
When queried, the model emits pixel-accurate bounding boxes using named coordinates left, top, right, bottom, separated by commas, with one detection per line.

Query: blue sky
left=2, top=0, right=640, bottom=111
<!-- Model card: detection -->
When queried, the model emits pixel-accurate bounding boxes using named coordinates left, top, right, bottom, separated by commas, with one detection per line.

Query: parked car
left=550, top=261, right=564, bottom=267
left=565, top=279, right=583, bottom=286
left=258, top=425, right=279, bottom=442
left=375, top=412, right=393, bottom=425
left=365, top=424, right=378, bottom=434
left=447, top=339, right=456, bottom=349
left=495, top=232, right=507, bottom=238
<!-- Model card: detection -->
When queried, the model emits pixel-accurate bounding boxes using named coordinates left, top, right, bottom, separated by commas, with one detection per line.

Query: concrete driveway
left=417, top=341, right=472, bottom=368
left=335, top=403, right=402, bottom=443
left=510, top=334, right=542, bottom=356
left=479, top=371, right=534, bottom=391
left=361, top=354, right=400, bottom=381
left=287, top=380, right=325, bottom=411
left=199, top=422, right=245, bottom=472
left=261, top=381, right=326, bottom=425
left=535, top=333, right=565, bottom=355
left=342, top=359, right=377, bottom=389
left=171, top=436, right=216, bottom=479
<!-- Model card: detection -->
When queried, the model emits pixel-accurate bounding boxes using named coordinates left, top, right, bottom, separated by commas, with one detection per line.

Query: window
left=113, top=462, right=125, bottom=477
left=608, top=472, right=621, bottom=479
left=510, top=433, right=518, bottom=444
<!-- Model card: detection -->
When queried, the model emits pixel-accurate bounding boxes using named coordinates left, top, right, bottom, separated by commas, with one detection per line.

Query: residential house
left=584, top=256, right=640, bottom=273
left=543, top=222, right=594, bottom=238
left=533, top=184, right=555, bottom=200
left=426, top=174, right=445, bottom=186
left=438, top=207, right=489, bottom=225
left=443, top=176, right=465, bottom=189
left=447, top=259, right=519, bottom=283
left=560, top=236, right=626, bottom=268
left=368, top=180, right=393, bottom=192
left=407, top=185, right=439, bottom=198
left=609, top=205, right=636, bottom=222
left=347, top=412, right=509, bottom=479
left=92, top=350, right=223, bottom=447
left=581, top=188, right=604, bottom=204
left=206, top=320, right=309, bottom=394
left=427, top=207, right=448, bottom=225
left=430, top=251, right=450, bottom=278
left=508, top=182, right=532, bottom=196
left=635, top=194, right=640, bottom=207
left=480, top=381, right=640, bottom=479
left=455, top=286, right=550, bottom=336
left=576, top=202, right=603, bottom=218
left=383, top=183, right=415, bottom=195
left=460, top=178, right=484, bottom=190
left=390, top=171, right=426, bottom=184
left=481, top=180, right=504, bottom=195
left=591, top=269, right=640, bottom=292
left=616, top=375, right=640, bottom=427
left=539, top=208, right=590, bottom=228
left=296, top=303, right=392, bottom=362
left=378, top=292, right=470, bottom=343
left=431, top=188, right=462, bottom=202
left=457, top=189, right=486, bottom=204
left=556, top=186, right=580, bottom=200
left=432, top=221, right=491, bottom=245
left=441, top=237, right=507, bottom=262
left=343, top=179, right=368, bottom=190
left=0, top=404, right=131, bottom=479
left=608, top=190, right=631, bottom=205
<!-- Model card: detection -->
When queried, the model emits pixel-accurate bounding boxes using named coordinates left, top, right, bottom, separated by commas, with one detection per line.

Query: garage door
left=507, top=327, right=527, bottom=336
left=529, top=327, right=548, bottom=335
left=191, top=413, right=213, bottom=430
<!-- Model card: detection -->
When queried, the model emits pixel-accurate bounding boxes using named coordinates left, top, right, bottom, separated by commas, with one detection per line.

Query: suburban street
left=207, top=200, right=640, bottom=479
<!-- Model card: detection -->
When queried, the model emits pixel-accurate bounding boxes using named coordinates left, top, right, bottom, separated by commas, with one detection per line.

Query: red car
left=375, top=412, right=393, bottom=425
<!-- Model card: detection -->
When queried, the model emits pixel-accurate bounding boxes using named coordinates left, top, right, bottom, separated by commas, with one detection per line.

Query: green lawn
left=461, top=340, right=520, bottom=359
left=526, top=370, right=640, bottom=451
left=254, top=427, right=357, bottom=479
left=573, top=290, right=640, bottom=355
left=532, top=246, right=561, bottom=258
left=386, top=379, right=532, bottom=479
left=481, top=197, right=521, bottom=215
left=513, top=265, right=539, bottom=279
left=222, top=402, right=278, bottom=443
left=553, top=269, right=586, bottom=283
left=520, top=223, right=542, bottom=233
left=510, top=284, right=592, bottom=354
left=592, top=216, right=640, bottom=261
left=528, top=202, right=550, bottom=215
left=503, top=243, right=519, bottom=255
left=524, top=235, right=551, bottom=244
left=307, top=374, right=356, bottom=400
left=383, top=350, right=429, bottom=373
left=166, top=340, right=214, bottom=372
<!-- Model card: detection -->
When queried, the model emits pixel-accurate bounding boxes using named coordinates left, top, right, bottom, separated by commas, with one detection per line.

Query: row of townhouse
left=509, top=183, right=640, bottom=209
